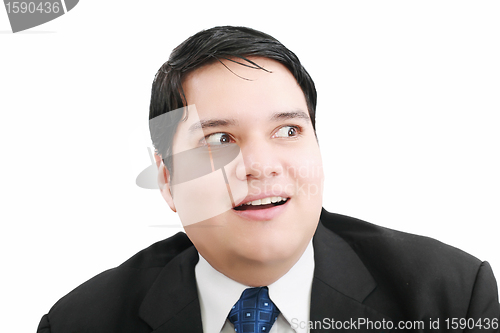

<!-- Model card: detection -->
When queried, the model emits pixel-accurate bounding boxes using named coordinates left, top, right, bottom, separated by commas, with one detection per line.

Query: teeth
left=242, top=196, right=287, bottom=206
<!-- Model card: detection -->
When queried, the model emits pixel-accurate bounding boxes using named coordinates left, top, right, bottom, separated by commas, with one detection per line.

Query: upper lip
left=234, top=192, right=291, bottom=207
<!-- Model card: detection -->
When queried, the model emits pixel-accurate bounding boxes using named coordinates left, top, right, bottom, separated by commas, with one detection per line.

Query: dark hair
left=149, top=26, right=317, bottom=172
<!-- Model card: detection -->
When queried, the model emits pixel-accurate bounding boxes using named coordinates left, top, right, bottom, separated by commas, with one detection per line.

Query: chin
left=234, top=229, right=308, bottom=265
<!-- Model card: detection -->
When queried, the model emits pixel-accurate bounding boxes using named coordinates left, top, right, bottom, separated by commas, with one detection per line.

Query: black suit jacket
left=37, top=210, right=500, bottom=332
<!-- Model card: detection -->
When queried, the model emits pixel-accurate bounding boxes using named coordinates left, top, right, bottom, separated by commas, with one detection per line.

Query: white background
left=1, top=1, right=499, bottom=331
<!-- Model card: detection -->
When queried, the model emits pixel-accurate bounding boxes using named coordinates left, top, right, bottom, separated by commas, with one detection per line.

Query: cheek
left=285, top=144, right=324, bottom=229
left=171, top=150, right=249, bottom=226
left=172, top=170, right=233, bottom=226
left=287, top=145, right=324, bottom=194
left=183, top=219, right=229, bottom=259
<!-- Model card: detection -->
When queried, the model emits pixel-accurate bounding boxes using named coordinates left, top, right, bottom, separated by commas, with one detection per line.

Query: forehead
left=181, top=57, right=307, bottom=117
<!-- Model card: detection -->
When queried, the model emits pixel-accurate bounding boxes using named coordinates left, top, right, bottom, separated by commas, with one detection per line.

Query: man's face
left=162, top=57, right=323, bottom=271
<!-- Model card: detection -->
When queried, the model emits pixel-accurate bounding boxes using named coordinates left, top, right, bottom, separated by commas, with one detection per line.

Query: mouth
left=233, top=196, right=289, bottom=211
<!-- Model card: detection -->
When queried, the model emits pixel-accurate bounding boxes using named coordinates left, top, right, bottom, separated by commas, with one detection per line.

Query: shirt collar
left=195, top=241, right=314, bottom=333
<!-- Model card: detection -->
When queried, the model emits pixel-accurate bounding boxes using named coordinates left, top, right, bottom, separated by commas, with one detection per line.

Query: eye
left=204, top=132, right=234, bottom=145
left=274, top=125, right=300, bottom=138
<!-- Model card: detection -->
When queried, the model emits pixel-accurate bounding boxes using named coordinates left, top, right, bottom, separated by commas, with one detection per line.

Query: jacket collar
left=139, top=245, right=203, bottom=333
left=313, top=221, right=376, bottom=302
left=310, top=221, right=391, bottom=332
left=139, top=219, right=390, bottom=332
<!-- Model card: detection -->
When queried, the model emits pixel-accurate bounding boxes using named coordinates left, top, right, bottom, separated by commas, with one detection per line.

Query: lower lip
left=231, top=199, right=290, bottom=221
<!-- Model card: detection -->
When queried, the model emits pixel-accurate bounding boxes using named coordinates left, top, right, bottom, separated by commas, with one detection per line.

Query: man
left=37, top=26, right=499, bottom=333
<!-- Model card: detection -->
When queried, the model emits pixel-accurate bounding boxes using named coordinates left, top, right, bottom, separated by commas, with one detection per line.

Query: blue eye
left=274, top=126, right=299, bottom=138
left=205, top=132, right=233, bottom=145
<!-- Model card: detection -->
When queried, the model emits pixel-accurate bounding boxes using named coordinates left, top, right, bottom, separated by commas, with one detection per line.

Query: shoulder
left=320, top=208, right=482, bottom=272
left=39, top=232, right=194, bottom=332
left=319, top=209, right=499, bottom=320
left=120, top=231, right=194, bottom=269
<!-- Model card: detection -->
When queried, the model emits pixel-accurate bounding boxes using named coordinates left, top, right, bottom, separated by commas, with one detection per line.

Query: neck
left=201, top=243, right=308, bottom=287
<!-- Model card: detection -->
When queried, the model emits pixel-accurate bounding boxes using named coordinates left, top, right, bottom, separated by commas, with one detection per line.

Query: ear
left=154, top=153, right=176, bottom=212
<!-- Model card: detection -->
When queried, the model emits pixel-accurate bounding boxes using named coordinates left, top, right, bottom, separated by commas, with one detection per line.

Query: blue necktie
left=228, top=287, right=280, bottom=333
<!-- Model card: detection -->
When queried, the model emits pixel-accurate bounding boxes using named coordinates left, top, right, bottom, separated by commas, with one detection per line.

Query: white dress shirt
left=195, top=241, right=314, bottom=333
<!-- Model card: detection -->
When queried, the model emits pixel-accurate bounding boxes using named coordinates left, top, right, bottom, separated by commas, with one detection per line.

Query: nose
left=235, top=141, right=283, bottom=181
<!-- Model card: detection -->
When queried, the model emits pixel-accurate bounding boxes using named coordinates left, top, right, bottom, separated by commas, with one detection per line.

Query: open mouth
left=233, top=196, right=289, bottom=211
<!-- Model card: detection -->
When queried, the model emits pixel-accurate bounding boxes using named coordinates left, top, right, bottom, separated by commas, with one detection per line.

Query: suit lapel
left=138, top=219, right=391, bottom=332
left=139, top=246, right=203, bottom=333
left=310, top=222, right=392, bottom=332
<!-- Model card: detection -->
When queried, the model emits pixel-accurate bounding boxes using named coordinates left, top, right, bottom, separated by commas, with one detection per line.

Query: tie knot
left=228, top=287, right=280, bottom=333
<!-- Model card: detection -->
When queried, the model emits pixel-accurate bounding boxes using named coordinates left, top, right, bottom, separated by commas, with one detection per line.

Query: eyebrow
left=270, top=110, right=311, bottom=123
left=188, top=118, right=238, bottom=132
left=188, top=110, right=310, bottom=133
